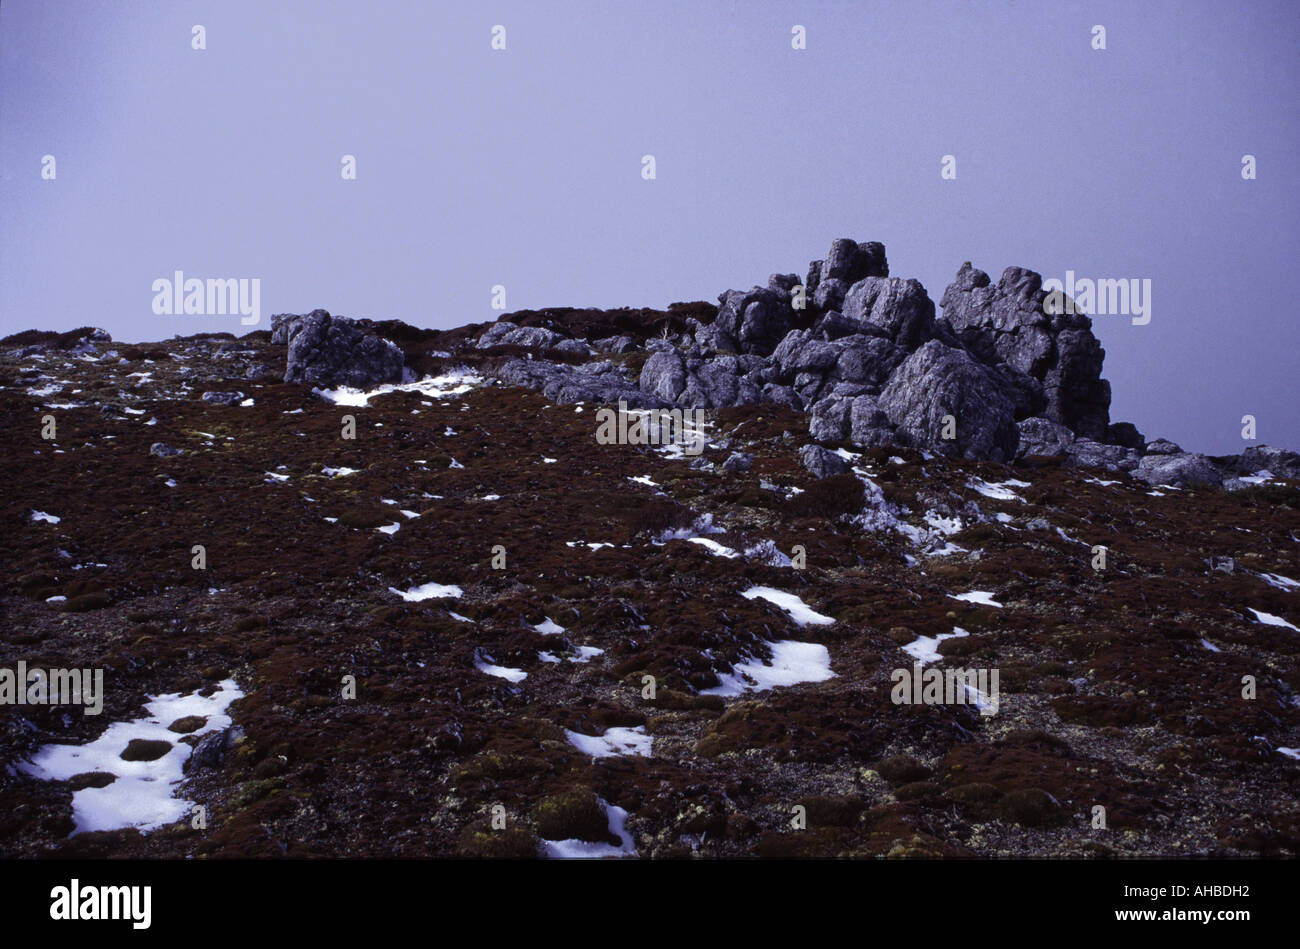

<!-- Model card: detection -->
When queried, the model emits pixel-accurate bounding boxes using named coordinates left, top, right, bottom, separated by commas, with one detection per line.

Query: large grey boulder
left=1016, top=416, right=1076, bottom=458
left=827, top=239, right=888, bottom=282
left=1135, top=452, right=1222, bottom=487
left=1221, top=445, right=1300, bottom=481
left=799, top=444, right=851, bottom=478
left=1064, top=439, right=1141, bottom=472
left=878, top=340, right=1020, bottom=461
left=639, top=349, right=769, bottom=409
left=270, top=313, right=298, bottom=345
left=842, top=277, right=935, bottom=349
left=808, top=393, right=896, bottom=449
left=848, top=395, right=895, bottom=448
left=940, top=263, right=1111, bottom=440
left=283, top=310, right=405, bottom=389
left=1106, top=421, right=1145, bottom=450
left=771, top=329, right=904, bottom=395
left=498, top=358, right=659, bottom=408
left=809, top=395, right=853, bottom=443
left=714, top=287, right=794, bottom=356
left=476, top=322, right=565, bottom=350
left=1143, top=438, right=1182, bottom=455
left=592, top=335, right=638, bottom=354
left=812, top=278, right=850, bottom=312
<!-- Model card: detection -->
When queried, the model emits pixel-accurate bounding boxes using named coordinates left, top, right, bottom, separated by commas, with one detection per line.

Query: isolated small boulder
left=799, top=444, right=851, bottom=478
left=200, top=391, right=244, bottom=405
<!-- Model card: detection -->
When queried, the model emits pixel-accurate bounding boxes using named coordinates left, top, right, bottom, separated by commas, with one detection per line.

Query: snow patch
left=742, top=587, right=834, bottom=626
left=389, top=582, right=463, bottom=601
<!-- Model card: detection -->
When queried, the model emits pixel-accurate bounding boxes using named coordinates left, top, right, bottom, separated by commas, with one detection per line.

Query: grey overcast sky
left=2, top=0, right=1296, bottom=454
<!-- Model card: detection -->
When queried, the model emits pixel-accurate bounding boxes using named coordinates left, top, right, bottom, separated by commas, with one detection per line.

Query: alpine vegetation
left=2, top=236, right=1298, bottom=864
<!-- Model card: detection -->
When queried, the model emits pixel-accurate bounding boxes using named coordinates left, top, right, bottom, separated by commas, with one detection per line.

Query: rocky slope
left=1, top=239, right=1298, bottom=858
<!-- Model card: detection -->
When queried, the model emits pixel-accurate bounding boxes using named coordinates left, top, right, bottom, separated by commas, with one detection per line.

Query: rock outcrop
left=277, top=309, right=406, bottom=389
left=940, top=263, right=1111, bottom=441
left=273, top=237, right=1292, bottom=487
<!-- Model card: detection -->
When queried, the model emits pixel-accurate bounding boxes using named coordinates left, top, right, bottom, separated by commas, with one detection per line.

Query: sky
left=2, top=0, right=1296, bottom=454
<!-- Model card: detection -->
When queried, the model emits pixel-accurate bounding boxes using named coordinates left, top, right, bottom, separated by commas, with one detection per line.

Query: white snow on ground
left=949, top=591, right=1004, bottom=608
left=314, top=371, right=482, bottom=407
left=566, top=541, right=616, bottom=551
left=239, top=398, right=254, bottom=407
left=163, top=478, right=178, bottom=488
left=1236, top=471, right=1280, bottom=486
left=742, top=587, right=834, bottom=625
left=702, top=640, right=835, bottom=695
left=19, top=680, right=243, bottom=835
left=1085, top=477, right=1121, bottom=487
left=848, top=473, right=965, bottom=557
left=924, top=511, right=963, bottom=535
left=1279, top=748, right=1300, bottom=760
left=264, top=471, right=289, bottom=483
left=967, top=478, right=1029, bottom=502
left=533, top=618, right=565, bottom=635
left=1055, top=526, right=1085, bottom=545
left=1201, top=638, right=1221, bottom=652
left=538, top=651, right=561, bottom=663
left=481, top=494, right=501, bottom=501
left=688, top=537, right=740, bottom=558
left=376, top=522, right=401, bottom=535
left=628, top=475, right=658, bottom=487
left=31, top=510, right=61, bottom=524
left=320, top=466, right=360, bottom=477
left=652, top=514, right=724, bottom=545
left=543, top=457, right=557, bottom=464
left=475, top=654, right=526, bottom=682
left=1146, top=490, right=1166, bottom=497
left=1260, top=572, right=1300, bottom=591
left=569, top=646, right=605, bottom=663
left=542, top=800, right=637, bottom=859
left=389, top=581, right=463, bottom=601
left=565, top=726, right=652, bottom=759
left=448, top=611, right=473, bottom=623
left=1249, top=608, right=1299, bottom=631
left=903, top=627, right=970, bottom=664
